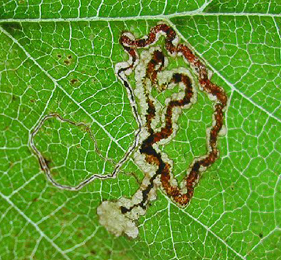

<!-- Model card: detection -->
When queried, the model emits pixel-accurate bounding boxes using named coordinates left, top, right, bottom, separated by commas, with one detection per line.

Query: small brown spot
left=64, top=60, right=70, bottom=65
left=90, top=250, right=96, bottom=255
left=30, top=99, right=36, bottom=103
left=70, top=79, right=78, bottom=85
left=51, top=171, right=59, bottom=177
left=57, top=54, right=62, bottom=58
left=67, top=55, right=72, bottom=59
left=61, top=207, right=70, bottom=213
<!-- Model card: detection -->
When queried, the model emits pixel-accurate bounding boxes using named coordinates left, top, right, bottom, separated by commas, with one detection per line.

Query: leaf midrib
left=0, top=11, right=280, bottom=24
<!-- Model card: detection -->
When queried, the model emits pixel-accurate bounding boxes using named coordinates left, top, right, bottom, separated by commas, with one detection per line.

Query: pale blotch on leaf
left=97, top=201, right=139, bottom=239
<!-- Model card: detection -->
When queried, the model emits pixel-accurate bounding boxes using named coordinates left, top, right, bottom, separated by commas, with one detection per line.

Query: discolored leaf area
left=0, top=1, right=280, bottom=259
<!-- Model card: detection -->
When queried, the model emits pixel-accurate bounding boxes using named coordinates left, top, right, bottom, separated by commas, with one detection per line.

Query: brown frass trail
left=119, top=23, right=227, bottom=212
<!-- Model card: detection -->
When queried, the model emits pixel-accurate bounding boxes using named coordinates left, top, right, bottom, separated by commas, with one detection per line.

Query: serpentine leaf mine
left=30, top=23, right=227, bottom=239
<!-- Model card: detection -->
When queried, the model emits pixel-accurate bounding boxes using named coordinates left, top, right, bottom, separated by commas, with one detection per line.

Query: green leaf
left=0, top=1, right=280, bottom=259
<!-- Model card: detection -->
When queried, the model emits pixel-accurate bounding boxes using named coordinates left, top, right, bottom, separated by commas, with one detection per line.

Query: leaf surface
left=0, top=1, right=280, bottom=259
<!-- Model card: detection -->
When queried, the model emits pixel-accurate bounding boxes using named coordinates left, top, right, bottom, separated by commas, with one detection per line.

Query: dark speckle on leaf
left=44, top=157, right=52, bottom=168
left=70, top=79, right=78, bottom=84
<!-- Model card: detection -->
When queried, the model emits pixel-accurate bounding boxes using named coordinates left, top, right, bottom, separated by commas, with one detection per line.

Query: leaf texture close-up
left=0, top=0, right=281, bottom=259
